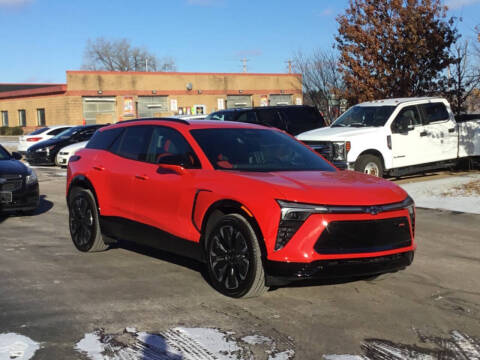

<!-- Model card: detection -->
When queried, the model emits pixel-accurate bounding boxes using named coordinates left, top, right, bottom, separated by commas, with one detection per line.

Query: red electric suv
left=66, top=118, right=416, bottom=298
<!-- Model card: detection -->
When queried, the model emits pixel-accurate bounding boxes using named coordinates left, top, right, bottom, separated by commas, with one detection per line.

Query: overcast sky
left=1, top=0, right=479, bottom=84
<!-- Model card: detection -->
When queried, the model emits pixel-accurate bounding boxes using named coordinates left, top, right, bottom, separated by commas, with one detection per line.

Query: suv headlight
left=26, top=169, right=38, bottom=185
left=275, top=200, right=329, bottom=250
left=332, top=141, right=351, bottom=161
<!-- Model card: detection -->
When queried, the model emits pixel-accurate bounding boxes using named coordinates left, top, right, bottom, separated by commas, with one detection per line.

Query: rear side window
left=87, top=127, right=124, bottom=150
left=206, top=112, right=226, bottom=121
left=29, top=127, right=49, bottom=135
left=257, top=109, right=285, bottom=129
left=280, top=107, right=326, bottom=135
left=420, top=103, right=449, bottom=124
left=47, top=127, right=70, bottom=136
left=112, top=126, right=151, bottom=161
left=236, top=111, right=258, bottom=124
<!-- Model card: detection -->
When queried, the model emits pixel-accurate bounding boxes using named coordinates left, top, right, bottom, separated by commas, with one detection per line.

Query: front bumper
left=26, top=151, right=56, bottom=165
left=0, top=183, right=39, bottom=213
left=265, top=251, right=414, bottom=285
left=56, top=153, right=70, bottom=166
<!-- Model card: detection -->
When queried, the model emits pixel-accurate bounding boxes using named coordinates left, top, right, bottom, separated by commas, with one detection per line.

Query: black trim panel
left=99, top=216, right=204, bottom=262
left=191, top=189, right=212, bottom=233
left=265, top=251, right=414, bottom=285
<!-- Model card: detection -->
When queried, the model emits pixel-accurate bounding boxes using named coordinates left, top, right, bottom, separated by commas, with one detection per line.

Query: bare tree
left=444, top=40, right=480, bottom=115
left=83, top=38, right=176, bottom=72
left=293, top=49, right=345, bottom=124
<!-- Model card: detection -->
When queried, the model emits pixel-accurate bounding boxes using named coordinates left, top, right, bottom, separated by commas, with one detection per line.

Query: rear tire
left=68, top=187, right=108, bottom=252
left=206, top=214, right=268, bottom=298
left=355, top=155, right=384, bottom=177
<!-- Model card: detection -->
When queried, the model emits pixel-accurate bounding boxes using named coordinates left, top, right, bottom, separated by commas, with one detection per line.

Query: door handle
left=448, top=128, right=456, bottom=133
left=93, top=165, right=105, bottom=171
left=135, top=175, right=149, bottom=180
left=419, top=131, right=428, bottom=137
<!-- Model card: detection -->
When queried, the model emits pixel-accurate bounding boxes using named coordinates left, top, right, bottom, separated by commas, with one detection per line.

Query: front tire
left=355, top=154, right=384, bottom=177
left=206, top=214, right=268, bottom=298
left=68, top=187, right=108, bottom=252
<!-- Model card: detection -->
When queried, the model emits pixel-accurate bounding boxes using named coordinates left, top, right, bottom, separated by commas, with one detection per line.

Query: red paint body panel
left=67, top=119, right=415, bottom=268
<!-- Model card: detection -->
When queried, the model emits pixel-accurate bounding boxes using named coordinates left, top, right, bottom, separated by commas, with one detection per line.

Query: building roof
left=0, top=83, right=67, bottom=100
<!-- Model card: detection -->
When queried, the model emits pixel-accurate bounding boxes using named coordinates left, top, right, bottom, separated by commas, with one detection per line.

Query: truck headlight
left=26, top=169, right=38, bottom=185
left=275, top=200, right=329, bottom=250
left=332, top=141, right=351, bottom=161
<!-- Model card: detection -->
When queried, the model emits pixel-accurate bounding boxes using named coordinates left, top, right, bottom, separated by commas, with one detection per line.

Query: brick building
left=0, top=71, right=303, bottom=132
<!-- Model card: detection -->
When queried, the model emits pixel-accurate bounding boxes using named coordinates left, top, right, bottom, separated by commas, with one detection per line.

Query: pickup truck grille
left=314, top=217, right=412, bottom=254
left=302, top=141, right=333, bottom=161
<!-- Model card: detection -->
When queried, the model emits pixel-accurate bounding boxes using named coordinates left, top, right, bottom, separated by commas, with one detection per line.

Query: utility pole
left=285, top=59, right=293, bottom=74
left=241, top=58, right=249, bottom=73
left=145, top=58, right=148, bottom=72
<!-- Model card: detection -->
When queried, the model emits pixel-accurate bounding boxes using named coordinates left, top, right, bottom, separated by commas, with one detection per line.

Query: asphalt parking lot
left=1, top=167, right=480, bottom=359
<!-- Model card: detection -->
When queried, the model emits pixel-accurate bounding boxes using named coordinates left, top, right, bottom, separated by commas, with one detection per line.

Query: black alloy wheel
left=68, top=187, right=108, bottom=252
left=206, top=214, right=267, bottom=298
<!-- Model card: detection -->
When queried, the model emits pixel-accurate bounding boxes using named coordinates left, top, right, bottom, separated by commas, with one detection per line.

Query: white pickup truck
left=297, top=97, right=480, bottom=177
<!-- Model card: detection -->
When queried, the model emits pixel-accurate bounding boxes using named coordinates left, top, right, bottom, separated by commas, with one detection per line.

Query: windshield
left=28, top=127, right=49, bottom=135
left=331, top=105, right=396, bottom=127
left=0, top=146, right=11, bottom=160
left=53, top=127, right=80, bottom=139
left=191, top=128, right=335, bottom=172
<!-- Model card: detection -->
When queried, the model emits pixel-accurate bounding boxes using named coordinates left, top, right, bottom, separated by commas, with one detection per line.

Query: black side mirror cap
left=12, top=152, right=22, bottom=160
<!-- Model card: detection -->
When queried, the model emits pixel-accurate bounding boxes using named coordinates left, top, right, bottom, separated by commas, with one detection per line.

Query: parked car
left=67, top=118, right=415, bottom=298
left=17, top=125, right=72, bottom=154
left=0, top=145, right=39, bottom=213
left=26, top=124, right=106, bottom=166
left=297, top=97, right=480, bottom=177
left=56, top=141, right=88, bottom=167
left=205, top=105, right=326, bottom=135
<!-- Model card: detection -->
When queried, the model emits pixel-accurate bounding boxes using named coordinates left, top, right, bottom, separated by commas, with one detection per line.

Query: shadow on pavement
left=0, top=195, right=54, bottom=224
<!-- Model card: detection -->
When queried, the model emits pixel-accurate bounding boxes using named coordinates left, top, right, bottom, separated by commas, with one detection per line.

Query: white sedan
left=18, top=125, right=72, bottom=154
left=55, top=140, right=88, bottom=167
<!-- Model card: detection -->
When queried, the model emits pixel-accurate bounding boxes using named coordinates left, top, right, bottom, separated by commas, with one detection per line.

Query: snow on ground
left=399, top=173, right=480, bottom=214
left=0, top=333, right=40, bottom=360
left=75, top=327, right=295, bottom=360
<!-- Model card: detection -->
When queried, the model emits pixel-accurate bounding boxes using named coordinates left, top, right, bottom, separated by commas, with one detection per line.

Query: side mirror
left=12, top=152, right=22, bottom=160
left=157, top=164, right=187, bottom=175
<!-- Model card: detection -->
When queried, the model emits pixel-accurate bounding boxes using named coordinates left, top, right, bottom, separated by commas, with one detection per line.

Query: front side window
left=236, top=111, right=258, bottom=124
left=391, top=106, right=422, bottom=133
left=87, top=127, right=124, bottom=150
left=257, top=109, right=285, bottom=129
left=146, top=126, right=200, bottom=168
left=18, top=110, right=26, bottom=127
left=191, top=128, right=336, bottom=172
left=332, top=106, right=396, bottom=128
left=419, top=103, right=449, bottom=124
left=1, top=111, right=8, bottom=127
left=37, top=109, right=46, bottom=126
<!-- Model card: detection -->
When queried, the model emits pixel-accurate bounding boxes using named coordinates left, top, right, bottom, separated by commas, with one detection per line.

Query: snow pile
left=0, top=333, right=40, bottom=360
left=400, top=174, right=480, bottom=214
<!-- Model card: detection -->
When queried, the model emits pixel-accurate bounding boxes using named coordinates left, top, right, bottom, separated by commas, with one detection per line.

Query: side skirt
left=99, top=216, right=205, bottom=262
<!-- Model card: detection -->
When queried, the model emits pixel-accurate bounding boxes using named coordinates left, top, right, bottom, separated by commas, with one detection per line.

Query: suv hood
left=297, top=126, right=384, bottom=141
left=235, top=170, right=407, bottom=206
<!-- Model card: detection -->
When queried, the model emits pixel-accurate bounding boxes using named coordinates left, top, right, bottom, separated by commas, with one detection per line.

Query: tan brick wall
left=0, top=95, right=82, bottom=132
left=0, top=71, right=303, bottom=129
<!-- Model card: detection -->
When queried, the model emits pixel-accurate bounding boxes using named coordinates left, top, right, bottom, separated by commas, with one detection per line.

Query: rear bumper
left=265, top=251, right=414, bottom=285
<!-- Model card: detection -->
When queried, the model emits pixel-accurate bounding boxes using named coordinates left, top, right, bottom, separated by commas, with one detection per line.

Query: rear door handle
left=135, top=175, right=149, bottom=181
left=420, top=131, right=428, bottom=137
left=93, top=165, right=104, bottom=171
left=448, top=128, right=456, bottom=133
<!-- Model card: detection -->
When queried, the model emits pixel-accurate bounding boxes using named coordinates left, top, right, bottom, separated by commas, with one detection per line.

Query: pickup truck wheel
left=206, top=214, right=268, bottom=298
left=355, top=155, right=384, bottom=177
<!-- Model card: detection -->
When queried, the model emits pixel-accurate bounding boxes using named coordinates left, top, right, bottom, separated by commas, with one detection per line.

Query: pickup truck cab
left=297, top=97, right=480, bottom=177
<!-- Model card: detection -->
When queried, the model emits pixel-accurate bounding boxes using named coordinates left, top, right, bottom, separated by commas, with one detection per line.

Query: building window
left=1, top=111, right=8, bottom=127
left=18, top=110, right=26, bottom=127
left=37, top=108, right=46, bottom=126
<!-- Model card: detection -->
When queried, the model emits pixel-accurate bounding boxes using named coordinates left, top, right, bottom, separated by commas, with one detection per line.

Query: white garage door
left=83, top=97, right=116, bottom=124
left=226, top=95, right=252, bottom=109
